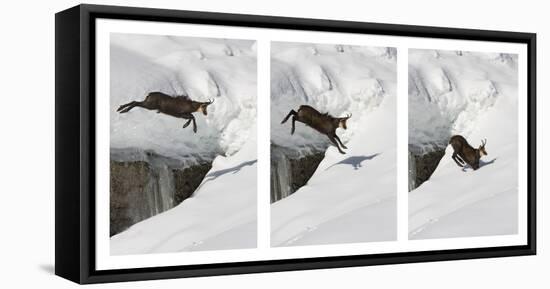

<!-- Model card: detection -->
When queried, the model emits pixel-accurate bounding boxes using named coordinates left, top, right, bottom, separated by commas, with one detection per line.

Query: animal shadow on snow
left=201, top=160, right=257, bottom=185
left=325, top=153, right=380, bottom=171
left=461, top=157, right=497, bottom=172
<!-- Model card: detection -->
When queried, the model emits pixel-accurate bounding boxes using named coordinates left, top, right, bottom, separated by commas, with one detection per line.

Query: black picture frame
left=55, top=4, right=536, bottom=284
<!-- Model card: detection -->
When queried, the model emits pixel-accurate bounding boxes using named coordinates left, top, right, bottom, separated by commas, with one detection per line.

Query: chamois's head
left=479, top=139, right=488, bottom=156
left=338, top=113, right=352, bottom=130
left=198, top=99, right=214, bottom=116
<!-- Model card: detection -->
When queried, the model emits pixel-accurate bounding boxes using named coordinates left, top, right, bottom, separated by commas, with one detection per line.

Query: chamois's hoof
left=341, top=145, right=348, bottom=149
left=339, top=150, right=346, bottom=155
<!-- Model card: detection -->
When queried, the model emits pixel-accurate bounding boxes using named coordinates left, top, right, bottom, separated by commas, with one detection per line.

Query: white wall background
left=0, top=0, right=546, bottom=287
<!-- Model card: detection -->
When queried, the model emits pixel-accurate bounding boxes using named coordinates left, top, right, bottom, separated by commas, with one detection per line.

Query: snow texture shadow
left=479, top=157, right=497, bottom=168
left=461, top=157, right=497, bottom=172
left=202, top=160, right=257, bottom=184
left=325, top=153, right=380, bottom=171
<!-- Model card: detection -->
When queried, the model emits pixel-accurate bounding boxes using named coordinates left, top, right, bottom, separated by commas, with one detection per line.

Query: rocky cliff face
left=408, top=146, right=446, bottom=191
left=110, top=150, right=212, bottom=236
left=270, top=144, right=325, bottom=203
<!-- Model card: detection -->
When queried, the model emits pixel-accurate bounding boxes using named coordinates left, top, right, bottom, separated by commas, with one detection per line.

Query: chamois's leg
left=281, top=110, right=297, bottom=124
left=451, top=152, right=464, bottom=167
left=117, top=101, right=141, bottom=113
left=328, top=134, right=346, bottom=154
left=335, top=135, right=347, bottom=149
left=291, top=116, right=297, bottom=135
left=181, top=114, right=197, bottom=133
left=182, top=119, right=192, bottom=128
left=191, top=117, right=197, bottom=133
left=455, top=154, right=466, bottom=165
left=117, top=99, right=149, bottom=112
left=118, top=101, right=154, bottom=113
left=116, top=101, right=133, bottom=112
left=452, top=155, right=463, bottom=167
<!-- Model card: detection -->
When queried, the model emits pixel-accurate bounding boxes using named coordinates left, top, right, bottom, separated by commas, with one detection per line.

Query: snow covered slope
left=270, top=42, right=397, bottom=246
left=408, top=49, right=518, bottom=239
left=111, top=130, right=257, bottom=254
left=110, top=34, right=257, bottom=160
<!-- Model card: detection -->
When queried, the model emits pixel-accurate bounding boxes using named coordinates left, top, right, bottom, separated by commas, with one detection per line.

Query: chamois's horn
left=206, top=98, right=214, bottom=105
left=481, top=138, right=487, bottom=146
left=344, top=113, right=352, bottom=119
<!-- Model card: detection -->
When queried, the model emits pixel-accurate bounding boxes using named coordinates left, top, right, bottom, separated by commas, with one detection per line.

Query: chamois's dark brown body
left=117, top=92, right=214, bottom=133
left=281, top=105, right=351, bottom=154
left=449, top=135, right=487, bottom=170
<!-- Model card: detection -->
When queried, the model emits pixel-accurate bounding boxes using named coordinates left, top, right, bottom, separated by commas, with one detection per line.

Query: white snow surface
left=271, top=42, right=397, bottom=246
left=110, top=34, right=257, bottom=160
left=110, top=129, right=257, bottom=254
left=408, top=49, right=518, bottom=239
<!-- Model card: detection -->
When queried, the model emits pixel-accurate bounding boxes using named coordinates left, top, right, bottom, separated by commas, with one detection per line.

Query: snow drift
left=408, top=49, right=518, bottom=239
left=270, top=42, right=397, bottom=246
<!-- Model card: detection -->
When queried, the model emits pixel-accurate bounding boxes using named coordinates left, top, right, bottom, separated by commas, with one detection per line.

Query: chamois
left=116, top=92, right=214, bottom=133
left=449, top=135, right=487, bottom=170
left=281, top=105, right=351, bottom=154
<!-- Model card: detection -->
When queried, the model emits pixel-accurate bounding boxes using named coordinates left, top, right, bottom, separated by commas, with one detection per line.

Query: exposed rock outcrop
left=270, top=144, right=325, bottom=203
left=110, top=151, right=212, bottom=236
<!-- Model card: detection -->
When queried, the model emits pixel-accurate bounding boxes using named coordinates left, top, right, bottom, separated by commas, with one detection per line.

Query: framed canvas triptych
left=55, top=4, right=536, bottom=284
